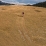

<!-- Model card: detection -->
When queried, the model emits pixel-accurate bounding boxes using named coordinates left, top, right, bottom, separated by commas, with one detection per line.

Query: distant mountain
left=23, top=4, right=32, bottom=6
left=0, top=1, right=15, bottom=5
left=33, top=1, right=46, bottom=8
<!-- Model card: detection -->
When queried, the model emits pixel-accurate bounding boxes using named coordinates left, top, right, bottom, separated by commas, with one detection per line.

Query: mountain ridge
left=0, top=1, right=15, bottom=5
left=33, top=1, right=46, bottom=8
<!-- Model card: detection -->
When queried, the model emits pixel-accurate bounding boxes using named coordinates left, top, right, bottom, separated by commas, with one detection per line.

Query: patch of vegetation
left=33, top=8, right=35, bottom=9
left=2, top=8, right=6, bottom=10
left=33, top=1, right=46, bottom=8
left=35, top=10, right=41, bottom=12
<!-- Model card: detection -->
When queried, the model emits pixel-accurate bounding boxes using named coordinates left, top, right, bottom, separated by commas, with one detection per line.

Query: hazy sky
left=1, top=0, right=46, bottom=4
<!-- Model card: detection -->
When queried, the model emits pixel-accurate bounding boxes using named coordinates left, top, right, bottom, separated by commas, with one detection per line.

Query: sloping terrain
left=0, top=5, right=46, bottom=46
left=33, top=1, right=46, bottom=8
left=0, top=1, right=15, bottom=5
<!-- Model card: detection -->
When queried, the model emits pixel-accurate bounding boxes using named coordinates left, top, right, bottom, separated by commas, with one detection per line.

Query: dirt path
left=16, top=16, right=33, bottom=45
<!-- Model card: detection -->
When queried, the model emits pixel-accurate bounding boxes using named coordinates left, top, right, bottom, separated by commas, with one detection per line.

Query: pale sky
left=1, top=0, right=46, bottom=4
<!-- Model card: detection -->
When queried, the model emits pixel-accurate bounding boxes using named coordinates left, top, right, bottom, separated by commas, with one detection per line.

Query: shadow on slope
left=33, top=1, right=46, bottom=8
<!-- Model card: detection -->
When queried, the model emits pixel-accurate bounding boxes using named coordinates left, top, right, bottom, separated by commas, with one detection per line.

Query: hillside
left=0, top=6, right=46, bottom=46
left=33, top=1, right=46, bottom=8
left=0, top=1, right=15, bottom=5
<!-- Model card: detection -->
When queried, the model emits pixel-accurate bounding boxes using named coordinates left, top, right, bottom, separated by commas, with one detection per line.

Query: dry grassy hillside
left=0, top=5, right=46, bottom=46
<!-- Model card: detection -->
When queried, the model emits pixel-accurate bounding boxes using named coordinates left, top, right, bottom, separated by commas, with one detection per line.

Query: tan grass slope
left=0, top=5, right=46, bottom=46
